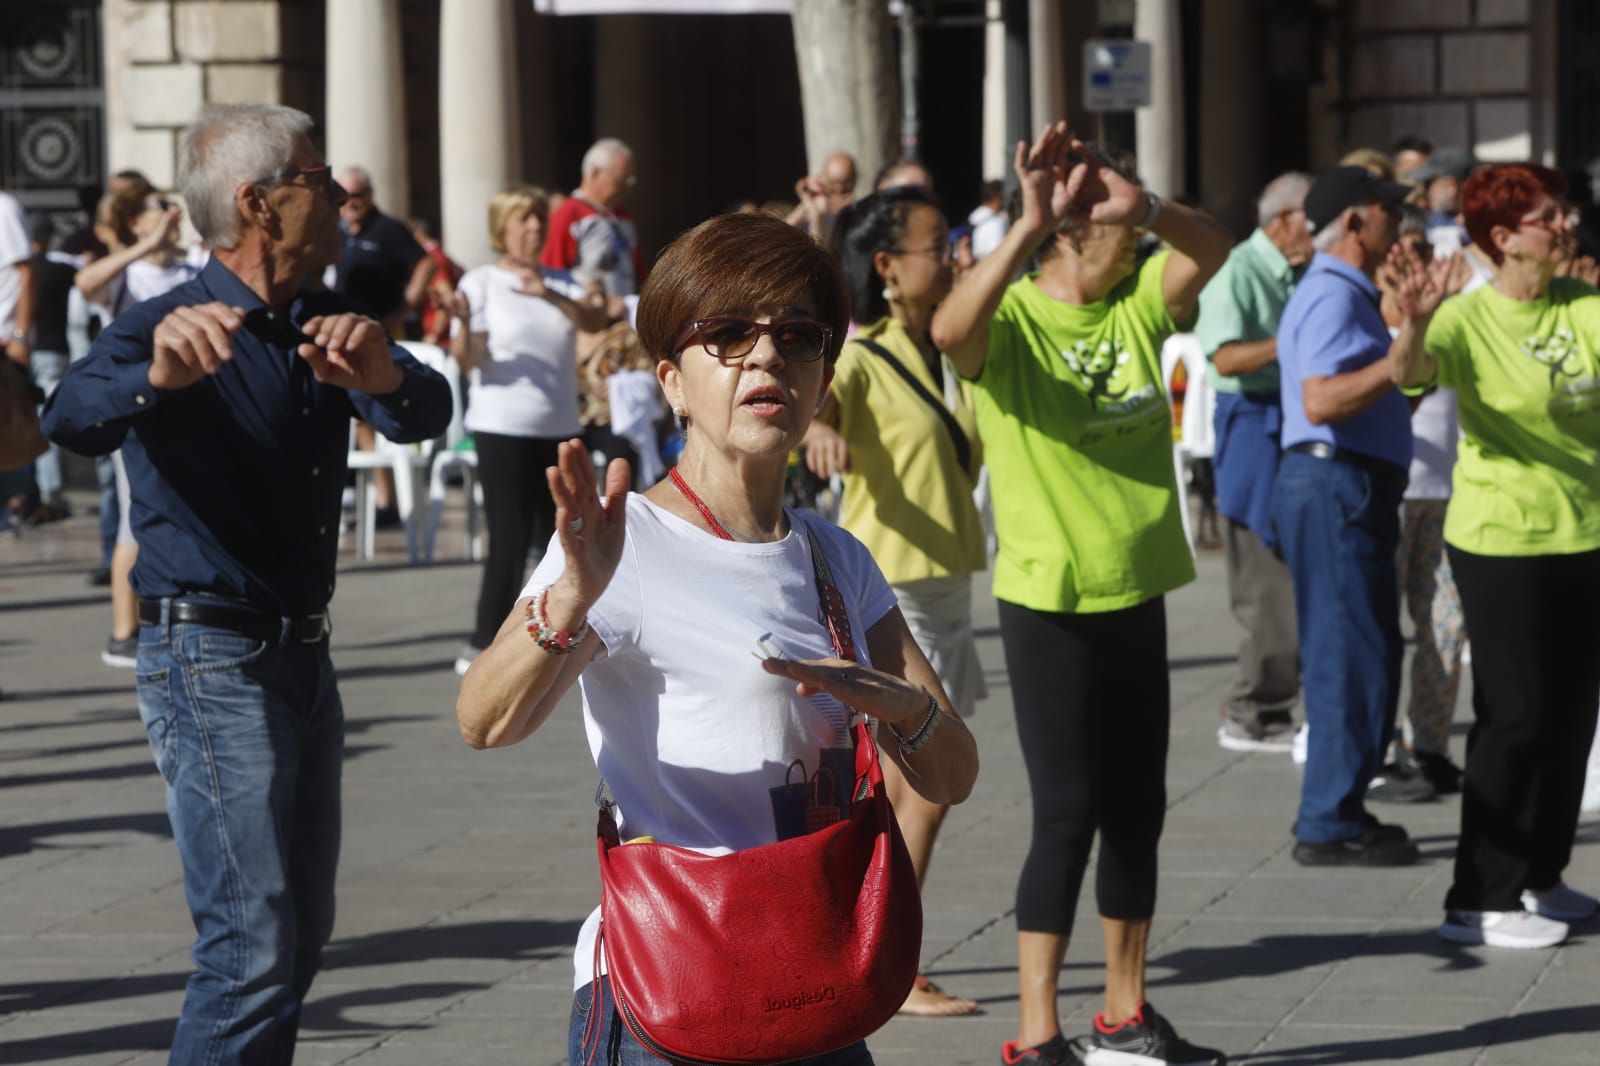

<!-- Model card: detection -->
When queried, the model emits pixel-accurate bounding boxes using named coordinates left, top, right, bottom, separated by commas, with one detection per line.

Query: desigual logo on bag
left=763, top=985, right=836, bottom=1012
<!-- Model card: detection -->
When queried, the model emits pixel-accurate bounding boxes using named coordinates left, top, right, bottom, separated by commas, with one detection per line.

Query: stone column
left=439, top=0, right=521, bottom=270
left=1027, top=0, right=1064, bottom=132
left=981, top=0, right=1008, bottom=181
left=325, top=0, right=409, bottom=214
left=1134, top=0, right=1185, bottom=197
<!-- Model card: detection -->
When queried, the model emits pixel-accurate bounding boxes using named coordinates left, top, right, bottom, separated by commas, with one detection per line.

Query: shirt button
left=135, top=395, right=146, bottom=406
left=311, top=466, right=320, bottom=477
left=302, top=406, right=311, bottom=415
left=400, top=398, right=410, bottom=407
left=319, top=525, right=327, bottom=535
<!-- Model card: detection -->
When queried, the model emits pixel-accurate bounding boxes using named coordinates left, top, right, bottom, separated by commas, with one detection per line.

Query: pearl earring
left=882, top=285, right=899, bottom=303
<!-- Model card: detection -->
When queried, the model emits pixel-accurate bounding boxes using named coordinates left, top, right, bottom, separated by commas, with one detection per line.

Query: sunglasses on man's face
left=253, top=165, right=339, bottom=199
left=673, top=316, right=832, bottom=363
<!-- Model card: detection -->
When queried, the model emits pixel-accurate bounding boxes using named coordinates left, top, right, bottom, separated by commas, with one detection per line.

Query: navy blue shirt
left=334, top=208, right=424, bottom=321
left=1276, top=252, right=1412, bottom=469
left=42, top=256, right=452, bottom=615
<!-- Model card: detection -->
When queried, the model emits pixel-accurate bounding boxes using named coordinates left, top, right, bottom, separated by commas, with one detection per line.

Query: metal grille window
left=0, top=0, right=105, bottom=221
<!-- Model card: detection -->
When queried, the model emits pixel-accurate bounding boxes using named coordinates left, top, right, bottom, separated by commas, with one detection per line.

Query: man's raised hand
left=298, top=312, right=404, bottom=395
left=148, top=303, right=245, bottom=391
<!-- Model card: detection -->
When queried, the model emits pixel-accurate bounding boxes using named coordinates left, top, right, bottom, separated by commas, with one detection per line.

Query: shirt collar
left=1246, top=228, right=1293, bottom=283
left=1308, top=251, right=1379, bottom=299
left=199, top=256, right=267, bottom=312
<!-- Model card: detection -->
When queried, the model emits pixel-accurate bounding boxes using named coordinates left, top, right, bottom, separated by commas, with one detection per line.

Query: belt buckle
left=301, top=613, right=329, bottom=643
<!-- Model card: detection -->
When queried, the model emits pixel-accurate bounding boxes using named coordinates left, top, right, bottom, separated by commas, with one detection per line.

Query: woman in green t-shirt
left=804, top=186, right=987, bottom=1017
left=1392, top=164, right=1600, bottom=950
left=931, top=124, right=1234, bottom=1065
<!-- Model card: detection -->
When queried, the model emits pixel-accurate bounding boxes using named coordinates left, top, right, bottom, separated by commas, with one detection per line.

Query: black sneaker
left=1001, top=1034, right=1076, bottom=1065
left=102, top=635, right=137, bottom=669
left=1366, top=756, right=1438, bottom=804
left=1078, top=1002, right=1226, bottom=1065
left=1292, top=821, right=1419, bottom=867
left=1412, top=749, right=1463, bottom=794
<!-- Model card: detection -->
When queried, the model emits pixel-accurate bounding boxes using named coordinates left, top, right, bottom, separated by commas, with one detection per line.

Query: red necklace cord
left=669, top=467, right=738, bottom=541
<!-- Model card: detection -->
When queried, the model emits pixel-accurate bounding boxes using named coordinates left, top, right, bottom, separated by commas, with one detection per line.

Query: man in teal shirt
left=1196, top=172, right=1312, bottom=753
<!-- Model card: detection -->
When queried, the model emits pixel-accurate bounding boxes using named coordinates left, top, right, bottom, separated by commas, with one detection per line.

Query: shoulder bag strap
left=803, top=518, right=857, bottom=662
left=854, top=337, right=973, bottom=474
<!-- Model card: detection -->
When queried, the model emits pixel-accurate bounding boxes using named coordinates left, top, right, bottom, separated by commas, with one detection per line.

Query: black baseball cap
left=1305, top=166, right=1412, bottom=233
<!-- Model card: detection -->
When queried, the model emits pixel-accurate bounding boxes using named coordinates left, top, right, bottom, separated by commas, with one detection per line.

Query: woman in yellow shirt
left=805, top=186, right=987, bottom=1017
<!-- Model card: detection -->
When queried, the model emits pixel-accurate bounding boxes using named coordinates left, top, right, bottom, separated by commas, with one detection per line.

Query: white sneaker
left=1521, top=883, right=1598, bottom=923
left=1437, top=909, right=1568, bottom=949
left=1291, top=723, right=1308, bottom=766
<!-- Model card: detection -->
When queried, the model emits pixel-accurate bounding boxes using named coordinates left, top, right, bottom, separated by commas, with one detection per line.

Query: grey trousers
left=1224, top=518, right=1301, bottom=721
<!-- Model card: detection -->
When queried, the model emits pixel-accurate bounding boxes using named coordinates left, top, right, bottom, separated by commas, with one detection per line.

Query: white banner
left=533, top=1, right=793, bottom=13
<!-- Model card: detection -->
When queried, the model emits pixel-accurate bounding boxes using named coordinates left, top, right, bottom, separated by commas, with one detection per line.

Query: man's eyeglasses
left=251, top=165, right=338, bottom=198
left=673, top=316, right=833, bottom=363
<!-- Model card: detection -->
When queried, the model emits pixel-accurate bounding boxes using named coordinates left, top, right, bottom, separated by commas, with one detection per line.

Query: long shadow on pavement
left=0, top=811, right=171, bottom=860
left=1235, top=1004, right=1600, bottom=1063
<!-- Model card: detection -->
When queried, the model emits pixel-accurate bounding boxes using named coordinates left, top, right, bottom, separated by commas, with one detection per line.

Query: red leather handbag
left=582, top=524, right=921, bottom=1064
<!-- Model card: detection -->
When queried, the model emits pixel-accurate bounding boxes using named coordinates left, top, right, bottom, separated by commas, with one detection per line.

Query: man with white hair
left=1196, top=172, right=1313, bottom=754
left=1273, top=166, right=1421, bottom=868
left=332, top=164, right=429, bottom=332
left=42, top=104, right=450, bottom=1063
left=541, top=136, right=643, bottom=296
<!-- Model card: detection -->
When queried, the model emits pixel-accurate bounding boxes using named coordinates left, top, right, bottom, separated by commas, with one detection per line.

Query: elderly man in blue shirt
left=43, top=104, right=451, bottom=1063
left=1197, top=171, right=1313, bottom=754
left=1274, top=166, right=1445, bottom=868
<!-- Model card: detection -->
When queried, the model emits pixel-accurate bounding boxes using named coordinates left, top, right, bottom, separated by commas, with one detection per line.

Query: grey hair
left=179, top=103, right=313, bottom=250
left=338, top=164, right=373, bottom=192
left=1257, top=171, right=1312, bottom=227
left=1311, top=212, right=1348, bottom=252
left=582, top=137, right=632, bottom=179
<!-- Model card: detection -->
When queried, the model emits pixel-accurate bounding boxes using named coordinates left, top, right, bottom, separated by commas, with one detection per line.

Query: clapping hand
left=1387, top=241, right=1456, bottom=322
left=547, top=439, right=630, bottom=612
left=298, top=312, right=404, bottom=395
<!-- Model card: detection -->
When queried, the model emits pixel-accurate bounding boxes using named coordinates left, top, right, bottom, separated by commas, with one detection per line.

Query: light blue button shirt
left=1276, top=253, right=1412, bottom=469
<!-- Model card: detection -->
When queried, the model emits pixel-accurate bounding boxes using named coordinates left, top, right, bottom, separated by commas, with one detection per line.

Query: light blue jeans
left=136, top=604, right=344, bottom=1065
left=30, top=350, right=69, bottom=500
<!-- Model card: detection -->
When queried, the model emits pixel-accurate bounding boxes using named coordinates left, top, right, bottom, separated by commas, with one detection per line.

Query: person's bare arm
left=1212, top=337, right=1277, bottom=378
left=445, top=291, right=487, bottom=373
left=404, top=255, right=437, bottom=312
left=7, top=259, right=35, bottom=364
left=932, top=123, right=1077, bottom=379
left=75, top=207, right=180, bottom=303
left=1302, top=359, right=1398, bottom=425
left=1152, top=202, right=1235, bottom=323
left=456, top=443, right=630, bottom=749
left=1385, top=241, right=1454, bottom=389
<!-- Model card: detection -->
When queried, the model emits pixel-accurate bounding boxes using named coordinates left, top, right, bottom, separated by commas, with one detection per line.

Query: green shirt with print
left=1425, top=277, right=1600, bottom=556
left=968, top=251, right=1195, bottom=613
left=1194, top=228, right=1296, bottom=396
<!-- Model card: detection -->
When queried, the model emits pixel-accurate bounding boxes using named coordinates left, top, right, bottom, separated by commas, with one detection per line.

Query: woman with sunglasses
left=806, top=186, right=986, bottom=1018
left=932, top=124, right=1233, bottom=1066
left=1392, top=164, right=1600, bottom=949
left=73, top=190, right=198, bottom=670
left=456, top=212, right=979, bottom=1064
left=447, top=185, right=609, bottom=677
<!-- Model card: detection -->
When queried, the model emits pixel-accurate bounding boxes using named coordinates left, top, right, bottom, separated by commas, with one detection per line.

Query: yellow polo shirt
left=829, top=318, right=987, bottom=584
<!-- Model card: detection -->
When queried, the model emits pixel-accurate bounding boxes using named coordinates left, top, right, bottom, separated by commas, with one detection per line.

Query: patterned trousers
left=1397, top=499, right=1466, bottom=755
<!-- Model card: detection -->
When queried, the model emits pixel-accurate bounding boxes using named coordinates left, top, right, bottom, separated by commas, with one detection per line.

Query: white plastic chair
left=346, top=342, right=454, bottom=562
left=408, top=342, right=485, bottom=563
left=1160, top=333, right=1215, bottom=552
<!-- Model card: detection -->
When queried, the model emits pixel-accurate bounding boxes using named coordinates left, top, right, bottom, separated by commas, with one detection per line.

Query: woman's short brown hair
left=636, top=213, right=849, bottom=364
left=1462, top=164, right=1569, bottom=265
left=487, top=185, right=550, bottom=254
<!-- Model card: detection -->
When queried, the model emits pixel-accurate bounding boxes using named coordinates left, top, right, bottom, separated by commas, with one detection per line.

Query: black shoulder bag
left=853, top=338, right=973, bottom=474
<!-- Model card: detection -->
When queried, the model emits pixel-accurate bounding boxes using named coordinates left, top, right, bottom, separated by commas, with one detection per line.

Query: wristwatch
left=9, top=328, right=26, bottom=342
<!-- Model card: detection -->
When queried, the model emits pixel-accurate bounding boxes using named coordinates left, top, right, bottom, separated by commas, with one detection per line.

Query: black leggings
left=1445, top=546, right=1600, bottom=911
left=471, top=432, right=562, bottom=650
left=1000, top=597, right=1170, bottom=936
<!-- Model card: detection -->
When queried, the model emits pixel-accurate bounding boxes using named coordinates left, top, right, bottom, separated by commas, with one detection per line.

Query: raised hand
left=1013, top=121, right=1076, bottom=236
left=760, top=655, right=935, bottom=735
left=1387, top=242, right=1454, bottom=322
left=297, top=312, right=404, bottom=395
left=804, top=423, right=850, bottom=479
left=445, top=289, right=472, bottom=324
left=147, top=302, right=245, bottom=390
left=1060, top=142, right=1147, bottom=226
left=546, top=439, right=630, bottom=613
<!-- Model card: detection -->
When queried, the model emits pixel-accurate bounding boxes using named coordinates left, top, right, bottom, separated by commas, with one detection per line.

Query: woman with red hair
left=1392, top=163, right=1600, bottom=949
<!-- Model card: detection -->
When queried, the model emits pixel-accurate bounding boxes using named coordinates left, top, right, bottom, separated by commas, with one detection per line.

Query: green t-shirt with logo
left=1425, top=278, right=1600, bottom=556
left=968, top=252, right=1195, bottom=613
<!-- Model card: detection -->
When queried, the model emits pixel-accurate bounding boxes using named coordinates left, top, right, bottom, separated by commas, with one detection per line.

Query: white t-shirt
left=96, top=258, right=201, bottom=322
left=456, top=264, right=585, bottom=439
left=520, top=494, right=898, bottom=989
left=1404, top=262, right=1489, bottom=501
left=0, top=192, right=31, bottom=336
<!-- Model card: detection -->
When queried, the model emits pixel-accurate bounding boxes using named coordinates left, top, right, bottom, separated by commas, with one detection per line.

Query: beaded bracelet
left=524, top=587, right=590, bottom=655
left=888, top=694, right=943, bottom=754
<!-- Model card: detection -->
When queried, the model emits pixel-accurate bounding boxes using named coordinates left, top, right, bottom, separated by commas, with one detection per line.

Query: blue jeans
left=31, top=350, right=69, bottom=500
left=136, top=605, right=344, bottom=1066
left=568, top=981, right=875, bottom=1066
left=1272, top=451, right=1405, bottom=844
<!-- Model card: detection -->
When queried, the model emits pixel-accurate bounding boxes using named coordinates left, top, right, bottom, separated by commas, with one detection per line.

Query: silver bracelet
left=889, top=694, right=942, bottom=754
left=1139, top=190, right=1162, bottom=229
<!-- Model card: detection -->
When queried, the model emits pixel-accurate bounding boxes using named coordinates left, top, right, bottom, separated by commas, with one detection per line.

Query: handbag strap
left=854, top=337, right=972, bottom=474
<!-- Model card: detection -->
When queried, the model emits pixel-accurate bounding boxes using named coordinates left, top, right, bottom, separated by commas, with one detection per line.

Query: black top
left=32, top=252, right=78, bottom=353
left=333, top=208, right=425, bottom=321
left=42, top=256, right=452, bottom=615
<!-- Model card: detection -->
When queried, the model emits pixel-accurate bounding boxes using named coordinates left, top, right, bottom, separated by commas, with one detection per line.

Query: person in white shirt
left=0, top=191, right=33, bottom=366
left=447, top=186, right=609, bottom=675
left=455, top=211, right=978, bottom=1065
left=72, top=190, right=200, bottom=667
left=968, top=179, right=1008, bottom=260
